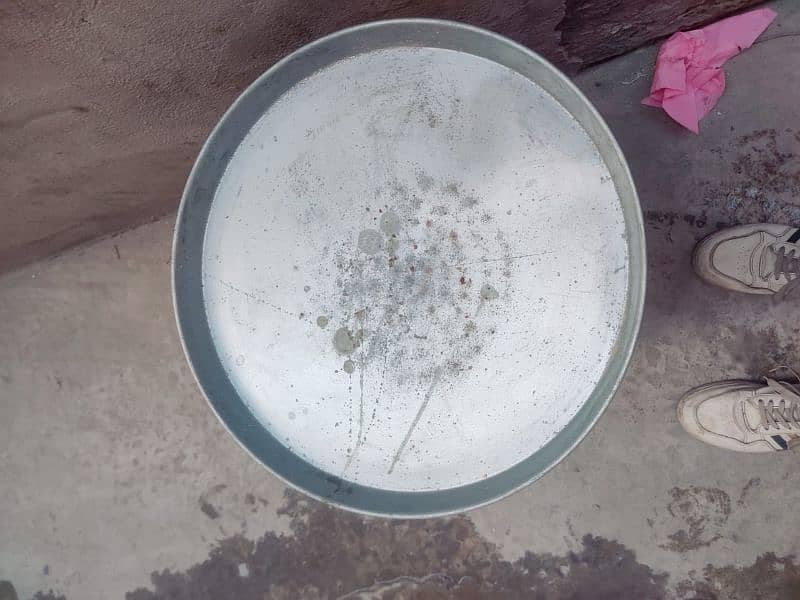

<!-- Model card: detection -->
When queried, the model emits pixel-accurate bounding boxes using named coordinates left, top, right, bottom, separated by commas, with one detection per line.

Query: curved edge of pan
left=172, top=18, right=646, bottom=518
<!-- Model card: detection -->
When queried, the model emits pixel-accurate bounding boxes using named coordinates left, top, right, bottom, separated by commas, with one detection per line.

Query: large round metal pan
left=173, top=19, right=645, bottom=517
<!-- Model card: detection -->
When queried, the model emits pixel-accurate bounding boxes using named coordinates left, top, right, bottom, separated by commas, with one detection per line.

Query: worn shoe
left=677, top=377, right=800, bottom=452
left=692, top=224, right=800, bottom=297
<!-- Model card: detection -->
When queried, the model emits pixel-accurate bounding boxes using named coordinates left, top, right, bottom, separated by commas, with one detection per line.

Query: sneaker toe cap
left=696, top=234, right=758, bottom=287
left=694, top=396, right=743, bottom=441
left=677, top=383, right=773, bottom=452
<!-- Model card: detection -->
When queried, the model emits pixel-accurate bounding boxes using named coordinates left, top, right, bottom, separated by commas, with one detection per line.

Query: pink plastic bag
left=642, top=8, right=777, bottom=133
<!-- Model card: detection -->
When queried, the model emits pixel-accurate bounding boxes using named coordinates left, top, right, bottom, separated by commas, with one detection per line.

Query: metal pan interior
left=173, top=19, right=645, bottom=517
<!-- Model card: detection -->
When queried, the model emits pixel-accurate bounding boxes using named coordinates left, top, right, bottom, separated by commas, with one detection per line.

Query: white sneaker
left=692, top=224, right=800, bottom=297
left=677, top=377, right=800, bottom=452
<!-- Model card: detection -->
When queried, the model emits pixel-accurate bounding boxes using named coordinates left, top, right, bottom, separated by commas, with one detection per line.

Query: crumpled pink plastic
left=642, top=8, right=777, bottom=133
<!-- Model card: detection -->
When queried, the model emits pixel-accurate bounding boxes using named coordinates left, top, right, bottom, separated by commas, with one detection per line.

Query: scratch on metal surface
left=388, top=368, right=443, bottom=474
left=357, top=354, right=365, bottom=451
left=342, top=298, right=371, bottom=476
left=347, top=374, right=353, bottom=455
left=342, top=351, right=366, bottom=475
left=359, top=356, right=365, bottom=437
left=544, top=289, right=595, bottom=298
left=445, top=250, right=554, bottom=268
left=367, top=352, right=388, bottom=435
left=508, top=328, right=539, bottom=336
left=215, top=279, right=294, bottom=316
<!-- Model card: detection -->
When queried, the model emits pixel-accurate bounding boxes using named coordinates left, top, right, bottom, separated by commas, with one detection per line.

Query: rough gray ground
left=1, top=2, right=800, bottom=598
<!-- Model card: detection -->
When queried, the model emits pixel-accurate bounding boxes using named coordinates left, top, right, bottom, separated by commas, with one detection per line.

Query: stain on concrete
left=702, top=128, right=800, bottom=227
left=197, top=485, right=227, bottom=520
left=662, top=486, right=731, bottom=552
left=31, top=593, right=66, bottom=600
left=644, top=128, right=800, bottom=246
left=199, top=500, right=220, bottom=520
left=0, top=583, right=67, bottom=600
left=678, top=553, right=800, bottom=600
left=0, top=581, right=18, bottom=600
left=729, top=326, right=799, bottom=379
left=5, top=492, right=799, bottom=600
left=126, top=491, right=669, bottom=599
left=737, top=477, right=761, bottom=507
left=645, top=210, right=708, bottom=242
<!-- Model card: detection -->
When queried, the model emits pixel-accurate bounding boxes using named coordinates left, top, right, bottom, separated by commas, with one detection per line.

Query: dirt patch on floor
left=661, top=486, right=731, bottom=552
left=8, top=489, right=800, bottom=599
left=126, top=491, right=668, bottom=599
left=0, top=583, right=66, bottom=600
left=644, top=210, right=709, bottom=244
left=645, top=129, right=800, bottom=245
left=677, top=553, right=800, bottom=600
left=702, top=128, right=800, bottom=227
left=728, top=326, right=800, bottom=379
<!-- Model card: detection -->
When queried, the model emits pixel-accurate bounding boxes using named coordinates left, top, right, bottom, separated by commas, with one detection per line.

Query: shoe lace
left=771, top=244, right=800, bottom=300
left=754, top=377, right=800, bottom=436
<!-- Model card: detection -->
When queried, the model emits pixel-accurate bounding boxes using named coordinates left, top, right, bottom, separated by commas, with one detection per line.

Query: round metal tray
left=173, top=19, right=645, bottom=517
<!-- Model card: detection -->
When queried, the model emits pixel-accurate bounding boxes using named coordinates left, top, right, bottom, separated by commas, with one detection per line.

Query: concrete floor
left=2, top=2, right=800, bottom=598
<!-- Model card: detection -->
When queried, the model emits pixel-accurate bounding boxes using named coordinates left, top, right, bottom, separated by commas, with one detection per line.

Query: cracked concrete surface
left=1, top=1, right=800, bottom=598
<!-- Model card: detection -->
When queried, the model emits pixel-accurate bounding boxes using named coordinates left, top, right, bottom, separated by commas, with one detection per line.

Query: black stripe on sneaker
left=772, top=435, right=789, bottom=450
left=787, top=229, right=800, bottom=244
